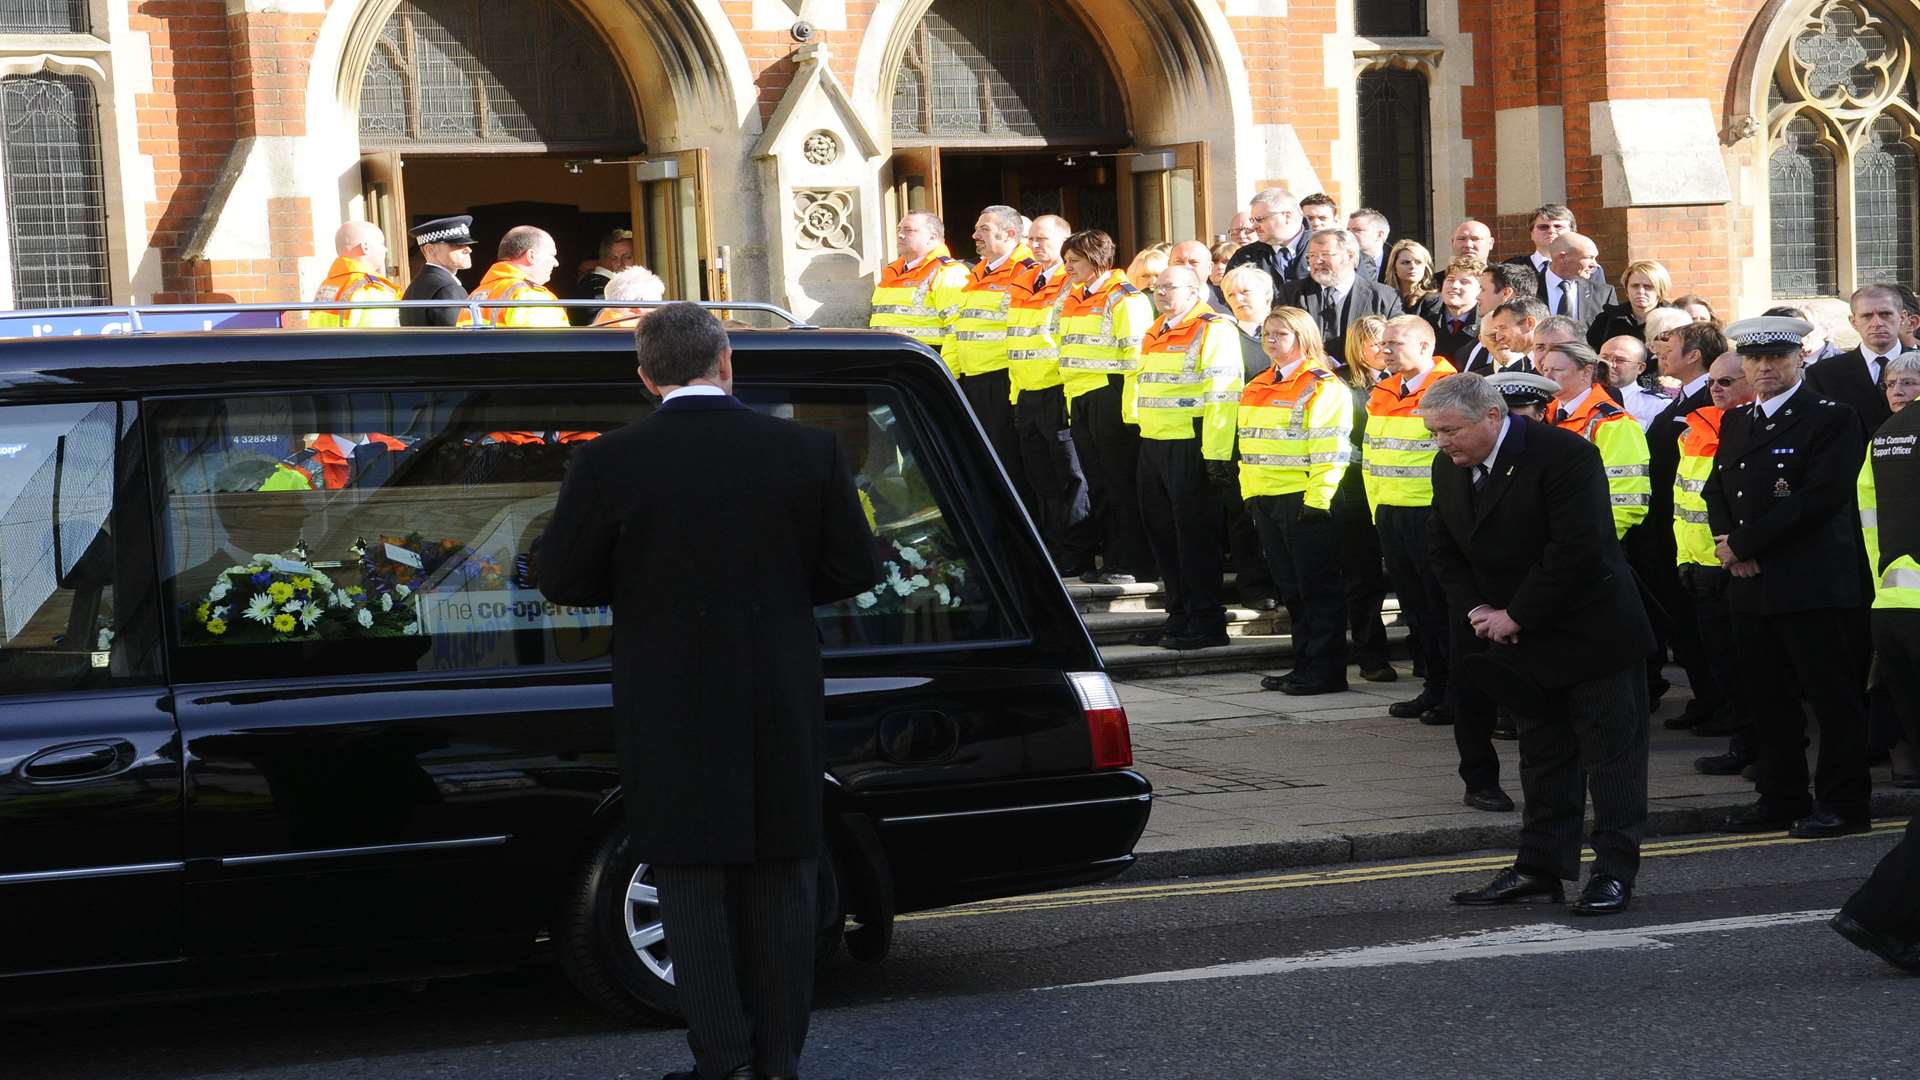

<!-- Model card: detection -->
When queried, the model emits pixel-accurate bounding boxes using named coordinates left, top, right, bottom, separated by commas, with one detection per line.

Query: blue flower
left=250, top=570, right=272, bottom=587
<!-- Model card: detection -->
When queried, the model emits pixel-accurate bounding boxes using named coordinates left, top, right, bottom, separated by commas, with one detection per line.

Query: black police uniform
left=1704, top=380, right=1872, bottom=825
left=399, top=215, right=473, bottom=327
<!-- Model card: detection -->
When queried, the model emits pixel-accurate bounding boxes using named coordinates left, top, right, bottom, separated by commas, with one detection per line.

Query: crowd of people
left=867, top=190, right=1920, bottom=943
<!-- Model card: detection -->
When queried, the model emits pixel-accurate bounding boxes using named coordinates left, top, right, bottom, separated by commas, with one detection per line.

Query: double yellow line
left=901, top=820, right=1909, bottom=923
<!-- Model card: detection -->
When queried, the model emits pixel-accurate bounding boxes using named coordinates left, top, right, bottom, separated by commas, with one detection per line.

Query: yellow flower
left=346, top=585, right=365, bottom=597
left=196, top=603, right=211, bottom=623
left=272, top=613, right=296, bottom=633
left=267, top=581, right=295, bottom=603
left=292, top=576, right=314, bottom=594
left=206, top=619, right=227, bottom=636
left=859, top=489, right=877, bottom=533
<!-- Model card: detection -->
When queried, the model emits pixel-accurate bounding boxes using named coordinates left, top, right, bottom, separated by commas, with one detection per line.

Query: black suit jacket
left=535, top=394, right=879, bottom=862
left=1461, top=345, right=1533, bottom=377
left=398, top=263, right=467, bottom=327
left=1225, top=232, right=1311, bottom=296
left=1279, top=276, right=1404, bottom=365
left=1503, top=253, right=1609, bottom=293
left=1805, top=348, right=1893, bottom=434
left=1427, top=303, right=1479, bottom=361
left=1541, top=274, right=1617, bottom=329
left=1641, top=381, right=1712, bottom=556
left=1585, top=303, right=1643, bottom=349
left=1427, top=416, right=1654, bottom=689
left=1704, top=385, right=1869, bottom=614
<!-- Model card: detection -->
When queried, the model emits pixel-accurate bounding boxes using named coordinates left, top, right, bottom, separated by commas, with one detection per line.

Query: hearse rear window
left=149, top=385, right=1010, bottom=678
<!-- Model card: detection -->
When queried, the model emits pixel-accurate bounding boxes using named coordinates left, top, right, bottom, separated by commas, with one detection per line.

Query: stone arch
left=852, top=0, right=1257, bottom=212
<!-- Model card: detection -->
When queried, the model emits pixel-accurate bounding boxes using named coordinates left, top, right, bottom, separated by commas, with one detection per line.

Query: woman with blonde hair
left=1587, top=258, right=1674, bottom=346
left=1126, top=243, right=1172, bottom=298
left=1331, top=312, right=1396, bottom=682
left=1384, top=240, right=1439, bottom=315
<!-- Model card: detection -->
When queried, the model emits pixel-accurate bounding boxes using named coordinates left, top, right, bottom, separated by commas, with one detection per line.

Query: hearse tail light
left=1068, top=671, right=1133, bottom=769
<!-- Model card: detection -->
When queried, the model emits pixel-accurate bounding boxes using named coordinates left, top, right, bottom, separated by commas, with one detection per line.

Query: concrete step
left=1066, top=573, right=1248, bottom=615
left=1099, top=625, right=1413, bottom=680
left=1082, top=606, right=1286, bottom=644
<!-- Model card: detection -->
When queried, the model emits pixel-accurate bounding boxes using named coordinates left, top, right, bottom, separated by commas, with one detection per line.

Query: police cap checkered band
left=409, top=214, right=475, bottom=246
left=1726, top=315, right=1813, bottom=351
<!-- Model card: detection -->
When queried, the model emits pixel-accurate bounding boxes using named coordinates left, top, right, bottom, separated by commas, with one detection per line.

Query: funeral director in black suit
left=398, top=214, right=473, bottom=327
left=536, top=303, right=879, bottom=1080
left=1422, top=373, right=1654, bottom=915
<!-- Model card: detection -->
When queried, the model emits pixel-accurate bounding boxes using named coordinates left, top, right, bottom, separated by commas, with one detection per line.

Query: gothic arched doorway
left=350, top=0, right=713, bottom=300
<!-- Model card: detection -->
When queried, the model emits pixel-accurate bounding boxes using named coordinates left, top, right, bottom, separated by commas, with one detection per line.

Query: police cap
left=1726, top=315, right=1813, bottom=357
left=409, top=215, right=474, bottom=248
left=1486, top=370, right=1561, bottom=410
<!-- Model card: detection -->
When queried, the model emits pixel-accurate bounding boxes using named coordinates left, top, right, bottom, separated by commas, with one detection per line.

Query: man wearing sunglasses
left=1224, top=188, right=1311, bottom=296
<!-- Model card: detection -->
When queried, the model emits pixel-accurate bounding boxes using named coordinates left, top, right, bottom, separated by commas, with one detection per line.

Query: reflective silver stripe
left=953, top=330, right=1006, bottom=341
left=1117, top=334, right=1144, bottom=349
left=1675, top=508, right=1710, bottom=524
left=1882, top=567, right=1920, bottom=591
left=1242, top=453, right=1311, bottom=466
left=1366, top=464, right=1429, bottom=478
left=1606, top=465, right=1651, bottom=479
left=219, top=835, right=511, bottom=867
left=1203, top=390, right=1241, bottom=403
left=1303, top=426, right=1346, bottom=439
left=1364, top=435, right=1436, bottom=451
left=870, top=304, right=918, bottom=315
left=1138, top=371, right=1191, bottom=383
left=1061, top=357, right=1131, bottom=371
left=1138, top=395, right=1202, bottom=408
left=1060, top=333, right=1116, bottom=347
left=1007, top=325, right=1043, bottom=338
left=1239, top=426, right=1293, bottom=440
left=1610, top=493, right=1650, bottom=506
left=1674, top=475, right=1707, bottom=494
left=898, top=326, right=945, bottom=341
left=1008, top=349, right=1054, bottom=360
left=1861, top=508, right=1880, bottom=528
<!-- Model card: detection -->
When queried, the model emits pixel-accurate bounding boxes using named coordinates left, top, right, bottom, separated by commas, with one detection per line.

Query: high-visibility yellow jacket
left=943, top=244, right=1035, bottom=377
left=1548, top=388, right=1651, bottom=539
left=310, top=256, right=400, bottom=329
left=1237, top=360, right=1353, bottom=507
left=1861, top=423, right=1920, bottom=610
left=870, top=244, right=969, bottom=366
left=458, top=262, right=570, bottom=328
left=1361, top=359, right=1455, bottom=518
left=1134, top=301, right=1242, bottom=460
left=1674, top=406, right=1723, bottom=567
left=1006, top=264, right=1072, bottom=400
left=1057, top=271, right=1151, bottom=405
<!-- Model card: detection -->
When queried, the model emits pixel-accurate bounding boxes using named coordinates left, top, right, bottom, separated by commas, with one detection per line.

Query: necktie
left=1323, top=291, right=1342, bottom=338
left=1555, top=286, right=1570, bottom=316
left=1473, top=464, right=1490, bottom=490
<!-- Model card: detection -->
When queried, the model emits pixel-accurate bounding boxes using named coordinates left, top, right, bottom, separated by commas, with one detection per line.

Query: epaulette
left=1196, top=311, right=1227, bottom=322
left=1594, top=400, right=1625, bottom=417
left=1307, top=365, right=1335, bottom=378
left=1016, top=256, right=1039, bottom=271
left=280, top=446, right=318, bottom=468
left=1115, top=282, right=1142, bottom=295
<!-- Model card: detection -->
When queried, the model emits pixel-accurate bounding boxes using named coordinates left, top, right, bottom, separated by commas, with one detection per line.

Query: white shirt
left=1755, top=379, right=1802, bottom=418
left=1622, top=383, right=1672, bottom=429
left=1405, top=367, right=1433, bottom=393
left=1557, top=386, right=1597, bottom=417
left=1474, top=415, right=1514, bottom=477
left=1530, top=253, right=1550, bottom=274
left=984, top=252, right=1010, bottom=274
left=663, top=385, right=727, bottom=403
left=1322, top=274, right=1355, bottom=307
left=1863, top=348, right=1897, bottom=385
left=1544, top=270, right=1574, bottom=315
left=1275, top=357, right=1305, bottom=382
left=1682, top=372, right=1710, bottom=399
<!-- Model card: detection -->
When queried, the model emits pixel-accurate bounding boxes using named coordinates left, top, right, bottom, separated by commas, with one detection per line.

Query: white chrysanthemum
left=96, top=628, right=114, bottom=650
left=891, top=578, right=913, bottom=597
left=211, top=605, right=228, bottom=621
left=207, top=578, right=231, bottom=601
left=299, top=605, right=323, bottom=630
left=909, top=574, right=929, bottom=590
left=282, top=599, right=304, bottom=614
left=403, top=621, right=420, bottom=635
left=356, top=608, right=374, bottom=629
left=332, top=590, right=352, bottom=609
left=899, top=546, right=925, bottom=569
left=949, top=591, right=964, bottom=607
left=244, top=594, right=276, bottom=624
left=934, top=584, right=950, bottom=605
left=380, top=593, right=394, bottom=612
left=854, top=592, right=877, bottom=609
left=396, top=584, right=411, bottom=599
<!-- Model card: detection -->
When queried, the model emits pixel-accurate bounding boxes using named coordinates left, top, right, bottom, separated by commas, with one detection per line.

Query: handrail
left=0, top=298, right=817, bottom=336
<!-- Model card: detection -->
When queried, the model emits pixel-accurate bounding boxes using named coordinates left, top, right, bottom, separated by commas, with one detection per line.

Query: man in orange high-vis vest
left=460, top=226, right=570, bottom=328
left=311, top=221, right=401, bottom=329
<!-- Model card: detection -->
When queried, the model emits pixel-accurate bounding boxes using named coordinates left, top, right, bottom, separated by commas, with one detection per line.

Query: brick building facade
left=0, top=0, right=1903, bottom=324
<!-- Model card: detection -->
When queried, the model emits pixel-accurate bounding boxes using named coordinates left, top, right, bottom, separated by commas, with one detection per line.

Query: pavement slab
left=1121, top=660, right=1920, bottom=878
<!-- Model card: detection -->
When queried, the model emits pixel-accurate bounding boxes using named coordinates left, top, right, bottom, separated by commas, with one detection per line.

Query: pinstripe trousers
left=653, top=859, right=817, bottom=1079
left=1513, top=662, right=1650, bottom=883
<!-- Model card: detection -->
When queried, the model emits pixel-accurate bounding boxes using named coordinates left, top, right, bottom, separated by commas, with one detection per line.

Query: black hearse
left=0, top=307, right=1150, bottom=1020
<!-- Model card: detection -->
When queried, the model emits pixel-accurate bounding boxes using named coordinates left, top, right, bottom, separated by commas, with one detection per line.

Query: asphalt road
left=9, top=825, right=1915, bottom=1080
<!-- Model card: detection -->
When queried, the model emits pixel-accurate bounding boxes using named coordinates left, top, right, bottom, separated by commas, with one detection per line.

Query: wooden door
left=359, top=151, right=409, bottom=288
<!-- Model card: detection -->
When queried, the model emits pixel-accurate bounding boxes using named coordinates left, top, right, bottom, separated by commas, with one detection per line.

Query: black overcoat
left=1427, top=415, right=1654, bottom=689
left=1703, top=384, right=1869, bottom=615
left=399, top=263, right=467, bottom=327
left=535, top=394, right=879, bottom=863
left=1805, top=348, right=1893, bottom=434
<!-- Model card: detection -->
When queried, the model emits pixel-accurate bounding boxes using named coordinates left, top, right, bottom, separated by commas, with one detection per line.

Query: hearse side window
left=149, top=385, right=1009, bottom=678
left=0, top=402, right=160, bottom=696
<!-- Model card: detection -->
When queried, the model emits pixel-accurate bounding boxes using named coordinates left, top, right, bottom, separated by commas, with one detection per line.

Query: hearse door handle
left=20, top=741, right=128, bottom=782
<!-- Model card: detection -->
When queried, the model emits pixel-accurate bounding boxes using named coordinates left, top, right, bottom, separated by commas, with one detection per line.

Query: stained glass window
left=1770, top=117, right=1839, bottom=297
left=1, top=74, right=110, bottom=308
left=890, top=0, right=1125, bottom=144
left=1855, top=116, right=1916, bottom=285
left=358, top=0, right=639, bottom=152
left=1357, top=68, right=1431, bottom=250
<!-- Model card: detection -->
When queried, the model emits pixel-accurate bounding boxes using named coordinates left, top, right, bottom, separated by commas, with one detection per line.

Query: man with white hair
left=311, top=220, right=400, bottom=328
left=1279, top=228, right=1403, bottom=363
left=590, top=265, right=668, bottom=327
left=1224, top=187, right=1310, bottom=295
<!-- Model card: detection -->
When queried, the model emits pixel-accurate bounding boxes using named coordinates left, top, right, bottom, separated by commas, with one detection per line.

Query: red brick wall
left=132, top=0, right=239, bottom=302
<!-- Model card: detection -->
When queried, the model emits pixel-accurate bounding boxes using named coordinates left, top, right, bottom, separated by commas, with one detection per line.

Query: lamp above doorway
left=562, top=155, right=664, bottom=177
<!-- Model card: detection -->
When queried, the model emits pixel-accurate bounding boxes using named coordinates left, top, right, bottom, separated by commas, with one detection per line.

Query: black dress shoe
left=1451, top=866, right=1564, bottom=906
left=1163, top=630, right=1229, bottom=650
left=1078, top=567, right=1107, bottom=584
left=1569, top=873, right=1632, bottom=915
left=1830, top=913, right=1920, bottom=973
left=1463, top=786, right=1515, bottom=812
left=1419, top=705, right=1454, bottom=726
left=1491, top=714, right=1518, bottom=740
left=1721, top=801, right=1805, bottom=833
left=1277, top=678, right=1349, bottom=696
left=1789, top=809, right=1872, bottom=839
left=1359, top=664, right=1399, bottom=683
left=1259, top=672, right=1296, bottom=691
left=1693, top=749, right=1751, bottom=776
left=1128, top=627, right=1169, bottom=646
left=1244, top=595, right=1281, bottom=612
left=1389, top=689, right=1442, bottom=718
